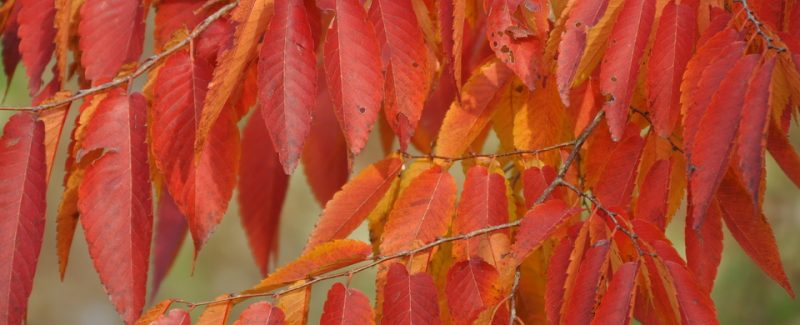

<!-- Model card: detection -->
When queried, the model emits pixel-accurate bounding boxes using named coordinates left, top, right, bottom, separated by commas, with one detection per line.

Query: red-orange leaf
left=247, top=240, right=372, bottom=293
left=77, top=89, right=152, bottom=325
left=302, top=72, right=350, bottom=205
left=382, top=263, right=440, bottom=325
left=685, top=197, right=723, bottom=293
left=736, top=58, right=775, bottom=202
left=487, top=0, right=542, bottom=90
left=556, top=0, right=608, bottom=104
left=598, top=0, right=654, bottom=141
left=545, top=236, right=573, bottom=324
left=646, top=1, right=696, bottom=137
left=306, top=156, right=402, bottom=251
left=767, top=120, right=800, bottom=188
left=324, top=0, right=383, bottom=155
left=152, top=50, right=240, bottom=254
left=687, top=54, right=759, bottom=228
left=152, top=309, right=191, bottom=325
left=664, top=261, right=719, bottom=325
left=239, top=115, right=289, bottom=276
left=509, top=199, right=579, bottom=264
left=716, top=170, right=795, bottom=297
left=258, top=0, right=317, bottom=174
left=321, top=283, right=374, bottom=325
left=154, top=0, right=208, bottom=50
left=78, top=0, right=145, bottom=85
left=592, top=124, right=645, bottom=208
left=562, top=240, right=610, bottom=325
left=2, top=5, right=21, bottom=85
left=380, top=165, right=457, bottom=254
left=435, top=59, right=513, bottom=158
left=369, top=0, right=429, bottom=150
left=590, top=262, right=639, bottom=325
left=453, top=165, right=510, bottom=262
left=135, top=299, right=173, bottom=325
left=151, top=188, right=188, bottom=298
left=196, top=295, right=234, bottom=325
left=445, top=258, right=502, bottom=325
left=635, top=159, right=671, bottom=230
left=17, top=0, right=56, bottom=95
left=0, top=112, right=46, bottom=325
left=234, top=302, right=286, bottom=325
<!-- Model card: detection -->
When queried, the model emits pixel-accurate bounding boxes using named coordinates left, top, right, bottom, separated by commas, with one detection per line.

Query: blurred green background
left=1, top=51, right=798, bottom=325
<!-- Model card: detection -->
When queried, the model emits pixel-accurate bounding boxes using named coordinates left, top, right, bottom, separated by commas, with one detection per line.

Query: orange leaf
left=324, top=0, right=383, bottom=155
left=77, top=89, right=152, bottom=324
left=196, top=295, right=234, bottom=325
left=306, top=156, right=403, bottom=252
left=135, top=299, right=173, bottom=325
left=247, top=240, right=372, bottom=293
left=435, top=59, right=513, bottom=158
left=321, top=283, right=375, bottom=325
left=380, top=165, right=457, bottom=255
left=487, top=0, right=542, bottom=89
left=258, top=0, right=317, bottom=173
left=555, top=0, right=607, bottom=104
left=598, top=0, right=654, bottom=141
left=152, top=309, right=191, bottom=325
left=0, top=112, right=46, bottom=325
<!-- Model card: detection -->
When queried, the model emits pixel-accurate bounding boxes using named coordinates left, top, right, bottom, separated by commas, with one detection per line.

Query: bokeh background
left=0, top=23, right=798, bottom=325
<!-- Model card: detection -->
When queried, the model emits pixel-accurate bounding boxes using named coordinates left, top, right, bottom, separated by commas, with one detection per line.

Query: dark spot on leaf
left=412, top=62, right=419, bottom=68
left=515, top=85, right=524, bottom=93
left=610, top=76, right=617, bottom=82
left=501, top=45, right=510, bottom=53
left=358, top=106, right=366, bottom=114
left=493, top=41, right=498, bottom=47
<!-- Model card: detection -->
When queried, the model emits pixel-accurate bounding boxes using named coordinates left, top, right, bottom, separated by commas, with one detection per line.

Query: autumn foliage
left=1, top=0, right=800, bottom=324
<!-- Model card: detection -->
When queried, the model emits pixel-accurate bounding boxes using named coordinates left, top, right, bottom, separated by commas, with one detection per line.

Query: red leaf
left=136, top=300, right=174, bottom=325
left=590, top=262, right=639, bottom=325
left=151, top=50, right=240, bottom=254
left=306, top=156, right=402, bottom=251
left=152, top=309, right=191, bottom=325
left=510, top=199, right=579, bottom=264
left=716, top=170, right=795, bottom=297
left=234, top=302, right=286, bottom=325
left=562, top=241, right=610, bottom=325
left=2, top=4, right=21, bottom=85
left=545, top=237, right=572, bottom=324
left=445, top=258, right=502, bottom=325
left=681, top=30, right=744, bottom=150
left=687, top=55, right=759, bottom=228
left=77, top=89, right=152, bottom=324
left=0, top=112, right=46, bottom=325
left=487, top=0, right=542, bottom=90
left=664, top=261, right=719, bottom=325
left=380, top=165, right=457, bottom=254
left=154, top=0, right=208, bottom=50
left=736, top=58, right=775, bottom=205
left=382, top=263, right=440, bottom=325
left=239, top=115, right=290, bottom=276
left=324, top=0, right=383, bottom=155
left=598, top=0, right=655, bottom=141
left=151, top=188, right=188, bottom=298
left=17, top=0, right=56, bottom=95
left=635, top=159, right=671, bottom=230
left=685, top=197, right=723, bottom=293
left=766, top=119, right=800, bottom=188
left=453, top=165, right=510, bottom=262
left=521, top=166, right=559, bottom=208
left=259, top=0, right=317, bottom=173
left=593, top=124, right=645, bottom=208
left=646, top=2, right=696, bottom=137
left=321, top=283, right=374, bottom=325
left=556, top=0, right=608, bottom=105
left=369, top=0, right=430, bottom=150
left=78, top=0, right=145, bottom=85
left=302, top=72, right=350, bottom=205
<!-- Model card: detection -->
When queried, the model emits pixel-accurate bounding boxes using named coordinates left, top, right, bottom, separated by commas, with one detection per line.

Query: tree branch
left=400, top=140, right=576, bottom=163
left=733, top=0, right=787, bottom=53
left=0, top=1, right=239, bottom=111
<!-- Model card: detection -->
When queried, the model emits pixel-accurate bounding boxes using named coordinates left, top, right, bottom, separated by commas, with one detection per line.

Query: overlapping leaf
left=78, top=0, right=145, bottom=85
left=321, top=283, right=374, bottom=325
left=445, top=258, right=501, bottom=325
left=235, top=302, right=285, bottom=325
left=381, top=263, right=440, bottom=325
left=17, top=0, right=56, bottom=95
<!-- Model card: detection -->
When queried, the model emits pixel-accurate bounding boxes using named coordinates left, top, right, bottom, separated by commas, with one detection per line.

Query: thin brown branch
left=0, top=1, right=239, bottom=112
left=400, top=140, right=577, bottom=163
left=733, top=0, right=787, bottom=53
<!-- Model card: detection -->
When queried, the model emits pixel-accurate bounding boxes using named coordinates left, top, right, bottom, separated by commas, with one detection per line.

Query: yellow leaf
left=572, top=0, right=626, bottom=88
